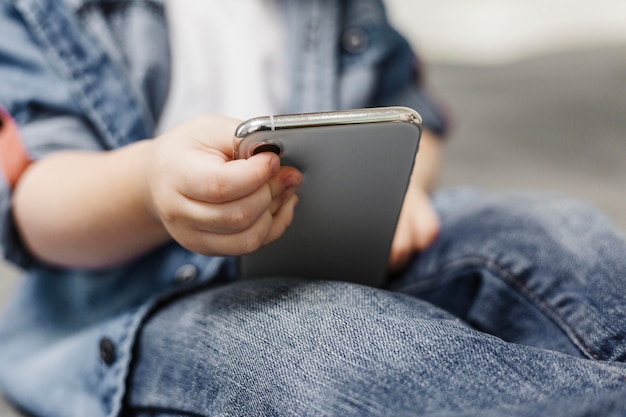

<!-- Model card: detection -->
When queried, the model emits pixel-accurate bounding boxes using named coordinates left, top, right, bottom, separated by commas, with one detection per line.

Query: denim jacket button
left=99, top=338, right=116, bottom=366
left=174, top=264, right=198, bottom=284
left=342, top=27, right=369, bottom=54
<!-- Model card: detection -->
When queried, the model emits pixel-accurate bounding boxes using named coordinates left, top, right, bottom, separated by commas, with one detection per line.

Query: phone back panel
left=239, top=120, right=420, bottom=287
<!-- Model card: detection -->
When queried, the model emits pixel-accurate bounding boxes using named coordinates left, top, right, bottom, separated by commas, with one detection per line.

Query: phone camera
left=252, top=142, right=282, bottom=156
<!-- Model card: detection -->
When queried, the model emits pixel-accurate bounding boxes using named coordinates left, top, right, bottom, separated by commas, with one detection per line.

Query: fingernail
left=280, top=186, right=296, bottom=204
left=269, top=155, right=280, bottom=174
left=284, top=175, right=301, bottom=188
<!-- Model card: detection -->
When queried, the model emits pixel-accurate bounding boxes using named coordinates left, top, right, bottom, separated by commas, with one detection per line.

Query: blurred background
left=1, top=1, right=626, bottom=414
left=385, top=0, right=626, bottom=232
left=387, top=0, right=626, bottom=65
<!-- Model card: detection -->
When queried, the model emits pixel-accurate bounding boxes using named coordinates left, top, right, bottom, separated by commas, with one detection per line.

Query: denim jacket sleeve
left=0, top=0, right=100, bottom=266
left=338, top=0, right=449, bottom=137
left=0, top=0, right=169, bottom=267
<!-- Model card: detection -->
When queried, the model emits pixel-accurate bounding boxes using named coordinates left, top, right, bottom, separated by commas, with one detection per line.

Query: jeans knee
left=420, top=189, right=626, bottom=361
left=128, top=280, right=463, bottom=415
left=432, top=189, right=625, bottom=268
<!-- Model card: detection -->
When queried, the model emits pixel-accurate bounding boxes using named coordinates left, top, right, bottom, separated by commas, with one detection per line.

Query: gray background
left=436, top=46, right=626, bottom=229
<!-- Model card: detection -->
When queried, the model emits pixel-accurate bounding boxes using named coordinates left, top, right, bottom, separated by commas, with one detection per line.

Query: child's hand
left=388, top=186, right=440, bottom=272
left=388, top=130, right=442, bottom=272
left=144, top=115, right=302, bottom=256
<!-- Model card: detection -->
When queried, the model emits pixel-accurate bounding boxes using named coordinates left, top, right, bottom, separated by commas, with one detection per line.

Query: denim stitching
left=396, top=255, right=604, bottom=362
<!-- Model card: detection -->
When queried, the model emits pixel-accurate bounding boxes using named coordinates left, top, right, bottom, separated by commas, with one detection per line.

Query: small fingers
left=175, top=165, right=301, bottom=234
left=175, top=185, right=273, bottom=234
left=181, top=152, right=281, bottom=203
left=268, top=166, right=302, bottom=215
left=176, top=193, right=299, bottom=256
left=264, top=193, right=299, bottom=245
left=413, top=196, right=441, bottom=251
left=388, top=189, right=441, bottom=272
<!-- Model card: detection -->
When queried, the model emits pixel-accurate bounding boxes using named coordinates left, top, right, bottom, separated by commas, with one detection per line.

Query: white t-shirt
left=158, top=0, right=288, bottom=133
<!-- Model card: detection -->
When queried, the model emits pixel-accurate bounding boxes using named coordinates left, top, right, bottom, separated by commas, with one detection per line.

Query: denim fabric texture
left=2, top=0, right=626, bottom=417
left=123, top=189, right=626, bottom=417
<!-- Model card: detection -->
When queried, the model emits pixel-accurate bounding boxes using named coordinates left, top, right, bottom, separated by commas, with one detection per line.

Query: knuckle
left=270, top=223, right=287, bottom=245
left=243, top=231, right=264, bottom=254
left=242, top=218, right=271, bottom=254
left=266, top=209, right=294, bottom=245
left=205, top=170, right=230, bottom=202
left=159, top=205, right=180, bottom=224
left=228, top=206, right=254, bottom=230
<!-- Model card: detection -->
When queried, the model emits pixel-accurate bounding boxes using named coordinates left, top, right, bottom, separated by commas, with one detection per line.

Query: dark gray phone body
left=234, top=107, right=422, bottom=287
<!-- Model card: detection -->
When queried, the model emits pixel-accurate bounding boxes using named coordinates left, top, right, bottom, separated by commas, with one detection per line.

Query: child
left=1, top=1, right=625, bottom=416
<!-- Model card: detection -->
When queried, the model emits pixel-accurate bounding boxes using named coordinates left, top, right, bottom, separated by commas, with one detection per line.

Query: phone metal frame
left=234, top=106, right=422, bottom=159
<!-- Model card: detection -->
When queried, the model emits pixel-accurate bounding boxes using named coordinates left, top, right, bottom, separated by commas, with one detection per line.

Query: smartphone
left=233, top=106, right=422, bottom=287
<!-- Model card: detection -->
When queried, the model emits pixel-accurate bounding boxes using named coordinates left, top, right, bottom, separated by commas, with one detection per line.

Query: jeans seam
left=398, top=255, right=601, bottom=361
left=125, top=406, right=204, bottom=417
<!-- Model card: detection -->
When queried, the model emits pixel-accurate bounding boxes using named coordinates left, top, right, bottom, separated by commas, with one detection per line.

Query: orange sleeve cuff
left=0, top=108, right=32, bottom=188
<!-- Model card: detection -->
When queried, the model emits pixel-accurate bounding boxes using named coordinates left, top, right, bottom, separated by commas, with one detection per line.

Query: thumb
left=175, top=114, right=244, bottom=160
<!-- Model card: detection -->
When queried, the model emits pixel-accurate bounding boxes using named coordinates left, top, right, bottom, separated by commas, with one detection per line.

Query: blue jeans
left=123, top=189, right=626, bottom=416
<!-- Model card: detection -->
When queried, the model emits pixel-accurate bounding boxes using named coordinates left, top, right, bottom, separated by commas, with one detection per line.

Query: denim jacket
left=0, top=1, right=447, bottom=416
